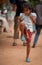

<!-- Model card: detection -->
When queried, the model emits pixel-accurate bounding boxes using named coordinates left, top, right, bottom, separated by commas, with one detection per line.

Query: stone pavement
left=0, top=31, right=42, bottom=65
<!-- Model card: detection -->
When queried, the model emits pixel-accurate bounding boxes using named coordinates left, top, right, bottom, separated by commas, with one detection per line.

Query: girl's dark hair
left=22, top=2, right=33, bottom=11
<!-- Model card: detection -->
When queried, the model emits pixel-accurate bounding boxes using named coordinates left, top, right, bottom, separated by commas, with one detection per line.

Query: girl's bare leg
left=26, top=41, right=30, bottom=58
left=26, top=40, right=31, bottom=62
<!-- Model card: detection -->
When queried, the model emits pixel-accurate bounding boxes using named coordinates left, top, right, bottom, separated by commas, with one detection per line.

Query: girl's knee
left=20, top=23, right=25, bottom=31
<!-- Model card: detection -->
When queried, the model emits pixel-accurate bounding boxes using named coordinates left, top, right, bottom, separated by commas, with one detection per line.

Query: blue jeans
left=33, top=25, right=42, bottom=45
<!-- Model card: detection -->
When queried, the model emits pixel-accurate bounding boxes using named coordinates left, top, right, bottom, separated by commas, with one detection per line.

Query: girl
left=19, top=3, right=37, bottom=62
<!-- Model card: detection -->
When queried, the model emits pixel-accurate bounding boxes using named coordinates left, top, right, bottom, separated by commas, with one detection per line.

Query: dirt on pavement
left=0, top=31, right=42, bottom=65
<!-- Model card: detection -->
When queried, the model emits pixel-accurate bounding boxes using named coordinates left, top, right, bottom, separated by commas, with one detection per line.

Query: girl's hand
left=30, top=16, right=36, bottom=24
left=26, top=31, right=29, bottom=39
left=26, top=33, right=29, bottom=39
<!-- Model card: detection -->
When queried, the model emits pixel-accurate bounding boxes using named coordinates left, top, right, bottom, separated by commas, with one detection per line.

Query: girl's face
left=23, top=8, right=31, bottom=16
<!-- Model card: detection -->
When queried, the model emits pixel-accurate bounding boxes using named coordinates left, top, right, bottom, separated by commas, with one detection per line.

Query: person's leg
left=26, top=41, right=31, bottom=62
left=26, top=30, right=32, bottom=62
left=13, top=16, right=19, bottom=46
left=0, top=20, right=3, bottom=33
left=19, top=22, right=26, bottom=46
left=32, top=25, right=41, bottom=48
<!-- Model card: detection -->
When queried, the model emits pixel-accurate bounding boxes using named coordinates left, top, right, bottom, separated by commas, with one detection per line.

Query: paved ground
left=0, top=30, right=42, bottom=65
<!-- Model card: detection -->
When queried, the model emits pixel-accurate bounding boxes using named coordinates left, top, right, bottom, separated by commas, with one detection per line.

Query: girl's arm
left=30, top=13, right=37, bottom=24
left=30, top=16, right=36, bottom=24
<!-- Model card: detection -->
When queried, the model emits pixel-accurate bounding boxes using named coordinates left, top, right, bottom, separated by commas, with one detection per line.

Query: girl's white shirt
left=20, top=13, right=37, bottom=32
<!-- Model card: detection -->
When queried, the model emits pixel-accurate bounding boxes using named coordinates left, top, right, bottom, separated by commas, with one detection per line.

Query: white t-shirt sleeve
left=20, top=13, right=25, bottom=20
left=20, top=13, right=23, bottom=16
left=30, top=12, right=37, bottom=19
